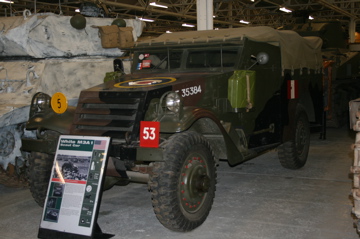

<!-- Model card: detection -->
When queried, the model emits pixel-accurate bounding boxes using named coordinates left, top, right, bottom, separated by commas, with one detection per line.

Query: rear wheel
left=149, top=131, right=217, bottom=231
left=29, top=152, right=54, bottom=207
left=278, top=111, right=310, bottom=169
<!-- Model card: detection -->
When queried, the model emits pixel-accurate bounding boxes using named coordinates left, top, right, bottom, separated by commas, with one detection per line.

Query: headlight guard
left=29, top=92, right=51, bottom=117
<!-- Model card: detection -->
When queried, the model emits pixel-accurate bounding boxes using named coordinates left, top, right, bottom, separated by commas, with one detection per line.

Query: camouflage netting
left=0, top=14, right=143, bottom=169
left=0, top=14, right=144, bottom=57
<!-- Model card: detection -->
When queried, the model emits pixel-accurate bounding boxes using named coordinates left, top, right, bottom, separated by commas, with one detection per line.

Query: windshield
left=133, top=46, right=239, bottom=72
left=187, top=50, right=238, bottom=68
left=134, top=50, right=181, bottom=71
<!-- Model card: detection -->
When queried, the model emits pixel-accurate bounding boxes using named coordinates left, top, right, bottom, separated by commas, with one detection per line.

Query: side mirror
left=247, top=52, right=269, bottom=70
left=257, top=52, right=269, bottom=65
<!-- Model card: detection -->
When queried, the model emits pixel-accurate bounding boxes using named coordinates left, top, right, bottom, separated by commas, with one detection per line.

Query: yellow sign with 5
left=51, top=92, right=68, bottom=114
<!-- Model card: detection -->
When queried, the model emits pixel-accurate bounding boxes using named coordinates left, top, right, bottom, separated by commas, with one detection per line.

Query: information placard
left=38, top=135, right=111, bottom=239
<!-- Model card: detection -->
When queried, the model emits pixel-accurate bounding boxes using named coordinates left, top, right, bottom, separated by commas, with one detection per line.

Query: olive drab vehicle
left=21, top=26, right=324, bottom=232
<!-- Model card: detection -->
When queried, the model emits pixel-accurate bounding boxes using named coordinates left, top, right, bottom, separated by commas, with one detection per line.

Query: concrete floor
left=0, top=127, right=358, bottom=239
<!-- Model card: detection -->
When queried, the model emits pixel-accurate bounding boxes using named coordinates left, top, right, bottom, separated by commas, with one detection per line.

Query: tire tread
left=149, top=131, right=217, bottom=231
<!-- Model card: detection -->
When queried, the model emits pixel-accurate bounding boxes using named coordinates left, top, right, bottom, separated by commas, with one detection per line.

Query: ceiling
left=1, top=0, right=360, bottom=36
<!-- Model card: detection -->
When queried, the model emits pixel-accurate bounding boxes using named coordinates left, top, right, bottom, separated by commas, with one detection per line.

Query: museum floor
left=0, top=127, right=358, bottom=239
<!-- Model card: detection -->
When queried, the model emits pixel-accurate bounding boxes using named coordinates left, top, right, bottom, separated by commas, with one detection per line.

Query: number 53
left=140, top=121, right=160, bottom=148
left=143, top=127, right=156, bottom=140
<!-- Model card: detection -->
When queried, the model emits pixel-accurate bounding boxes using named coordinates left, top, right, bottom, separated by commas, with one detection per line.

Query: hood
left=86, top=71, right=224, bottom=94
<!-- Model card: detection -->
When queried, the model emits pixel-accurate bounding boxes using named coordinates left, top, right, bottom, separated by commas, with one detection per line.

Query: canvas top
left=137, top=26, right=323, bottom=71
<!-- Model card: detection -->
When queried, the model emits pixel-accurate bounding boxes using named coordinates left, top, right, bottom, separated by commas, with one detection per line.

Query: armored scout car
left=21, top=26, right=324, bottom=231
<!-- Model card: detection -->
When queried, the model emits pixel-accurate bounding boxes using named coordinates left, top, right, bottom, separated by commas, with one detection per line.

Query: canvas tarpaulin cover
left=137, top=26, right=323, bottom=72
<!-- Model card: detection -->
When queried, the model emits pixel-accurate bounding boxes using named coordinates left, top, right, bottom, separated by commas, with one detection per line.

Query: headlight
left=165, top=92, right=182, bottom=113
left=30, top=92, right=51, bottom=117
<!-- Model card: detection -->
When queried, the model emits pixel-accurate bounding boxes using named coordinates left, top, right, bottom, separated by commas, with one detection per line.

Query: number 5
left=143, top=127, right=150, bottom=139
left=57, top=98, right=61, bottom=109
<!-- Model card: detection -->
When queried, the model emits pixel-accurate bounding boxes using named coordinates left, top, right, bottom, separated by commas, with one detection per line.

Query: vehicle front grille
left=70, top=90, right=146, bottom=140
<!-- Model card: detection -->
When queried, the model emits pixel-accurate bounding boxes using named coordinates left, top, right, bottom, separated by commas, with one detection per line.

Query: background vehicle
left=288, top=20, right=360, bottom=128
left=22, top=26, right=324, bottom=231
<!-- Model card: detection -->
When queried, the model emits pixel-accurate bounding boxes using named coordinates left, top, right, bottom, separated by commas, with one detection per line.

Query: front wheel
left=278, top=111, right=310, bottom=169
left=149, top=131, right=217, bottom=232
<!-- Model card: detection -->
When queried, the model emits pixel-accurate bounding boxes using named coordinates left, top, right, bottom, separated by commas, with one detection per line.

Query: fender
left=281, top=70, right=321, bottom=142
left=159, top=107, right=245, bottom=165
left=22, top=107, right=76, bottom=154
left=26, top=106, right=76, bottom=134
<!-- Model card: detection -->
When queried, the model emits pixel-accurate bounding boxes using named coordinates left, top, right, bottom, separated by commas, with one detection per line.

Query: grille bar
left=76, top=125, right=134, bottom=131
left=83, top=103, right=139, bottom=109
left=81, top=114, right=136, bottom=121
left=71, top=91, right=145, bottom=138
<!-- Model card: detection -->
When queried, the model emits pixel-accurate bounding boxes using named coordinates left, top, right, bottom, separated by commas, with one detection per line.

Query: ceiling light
left=0, top=0, right=14, bottom=3
left=240, top=20, right=250, bottom=24
left=182, top=23, right=195, bottom=28
left=309, top=15, right=314, bottom=20
left=149, top=2, right=168, bottom=9
left=139, top=17, right=155, bottom=22
left=75, top=8, right=80, bottom=12
left=279, top=7, right=292, bottom=13
left=166, top=30, right=172, bottom=33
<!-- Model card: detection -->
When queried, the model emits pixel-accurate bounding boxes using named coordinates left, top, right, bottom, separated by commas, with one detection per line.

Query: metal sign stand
left=38, top=135, right=114, bottom=239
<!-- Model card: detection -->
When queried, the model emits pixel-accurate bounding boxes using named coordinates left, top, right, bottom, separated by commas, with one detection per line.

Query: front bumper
left=21, top=137, right=59, bottom=154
